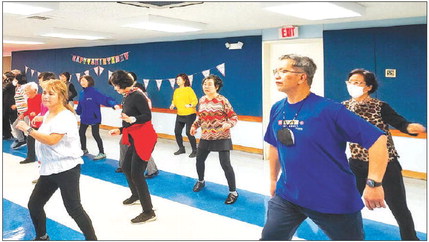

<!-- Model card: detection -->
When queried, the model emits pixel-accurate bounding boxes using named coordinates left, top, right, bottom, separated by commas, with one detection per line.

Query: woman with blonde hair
left=16, top=79, right=97, bottom=240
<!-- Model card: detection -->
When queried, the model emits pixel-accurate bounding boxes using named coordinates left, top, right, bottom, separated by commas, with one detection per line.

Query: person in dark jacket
left=76, top=75, right=118, bottom=160
left=60, top=72, right=77, bottom=107
left=3, top=71, right=16, bottom=139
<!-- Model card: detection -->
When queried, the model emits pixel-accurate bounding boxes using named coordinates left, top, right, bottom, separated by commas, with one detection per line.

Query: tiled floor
left=2, top=129, right=427, bottom=240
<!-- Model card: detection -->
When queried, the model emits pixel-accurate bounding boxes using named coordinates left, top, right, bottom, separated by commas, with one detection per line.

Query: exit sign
left=279, top=26, right=299, bottom=39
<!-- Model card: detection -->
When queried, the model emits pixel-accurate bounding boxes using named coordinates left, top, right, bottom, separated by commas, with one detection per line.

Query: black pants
left=174, top=114, right=197, bottom=151
left=349, top=158, right=419, bottom=240
left=26, top=127, right=38, bottom=161
left=28, top=165, right=97, bottom=240
left=3, top=110, right=16, bottom=139
left=196, top=149, right=236, bottom=191
left=122, top=136, right=153, bottom=213
left=79, top=123, right=104, bottom=153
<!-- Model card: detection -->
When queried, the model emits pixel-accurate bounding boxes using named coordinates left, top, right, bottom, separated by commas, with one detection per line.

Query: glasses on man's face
left=273, top=69, right=304, bottom=76
left=345, top=80, right=366, bottom=86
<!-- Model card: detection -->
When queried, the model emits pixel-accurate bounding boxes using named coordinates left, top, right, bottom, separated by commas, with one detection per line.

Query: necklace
left=282, top=93, right=310, bottom=128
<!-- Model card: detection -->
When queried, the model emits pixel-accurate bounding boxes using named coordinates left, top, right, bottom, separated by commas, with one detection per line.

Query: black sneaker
left=144, top=170, right=159, bottom=179
left=189, top=150, right=197, bottom=158
left=82, top=149, right=89, bottom=156
left=20, top=158, right=36, bottom=164
left=131, top=211, right=156, bottom=224
left=225, top=192, right=239, bottom=205
left=174, top=148, right=186, bottom=155
left=192, top=181, right=205, bottom=192
left=123, top=196, right=139, bottom=205
left=115, top=167, right=123, bottom=173
left=12, top=141, right=27, bottom=149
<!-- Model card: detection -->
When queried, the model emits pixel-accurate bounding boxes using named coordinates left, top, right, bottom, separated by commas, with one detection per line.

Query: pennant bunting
left=93, top=66, right=105, bottom=76
left=84, top=70, right=89, bottom=76
left=216, top=63, right=225, bottom=76
left=155, top=79, right=163, bottom=90
left=31, top=69, right=35, bottom=76
left=37, top=72, right=40, bottom=77
left=202, top=69, right=210, bottom=78
left=143, top=79, right=150, bottom=90
left=168, top=78, right=175, bottom=89
left=76, top=73, right=81, bottom=81
left=25, top=66, right=29, bottom=74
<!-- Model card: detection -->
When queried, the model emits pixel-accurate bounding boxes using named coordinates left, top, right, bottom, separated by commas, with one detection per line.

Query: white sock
left=230, top=191, right=238, bottom=196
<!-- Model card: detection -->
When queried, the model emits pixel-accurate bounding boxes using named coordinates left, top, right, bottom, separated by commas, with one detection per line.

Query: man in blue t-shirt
left=261, top=54, right=389, bottom=240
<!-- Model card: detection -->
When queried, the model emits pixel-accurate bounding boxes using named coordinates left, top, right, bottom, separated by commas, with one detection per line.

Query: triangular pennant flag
left=189, top=75, right=194, bottom=86
left=98, top=66, right=104, bottom=76
left=31, top=69, right=35, bottom=76
left=143, top=79, right=150, bottom=89
left=93, top=66, right=99, bottom=76
left=168, top=78, right=175, bottom=89
left=25, top=66, right=29, bottom=74
left=76, top=73, right=81, bottom=81
left=216, top=63, right=225, bottom=76
left=37, top=72, right=40, bottom=77
left=108, top=71, right=113, bottom=80
left=202, top=69, right=210, bottom=78
left=155, top=79, right=162, bottom=90
left=84, top=70, right=89, bottom=75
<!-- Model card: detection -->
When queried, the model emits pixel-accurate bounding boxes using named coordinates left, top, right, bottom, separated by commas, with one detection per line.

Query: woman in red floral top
left=190, top=74, right=239, bottom=205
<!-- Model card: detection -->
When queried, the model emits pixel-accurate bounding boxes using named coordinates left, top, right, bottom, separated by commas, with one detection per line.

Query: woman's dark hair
left=129, top=72, right=137, bottom=82
left=15, top=74, right=27, bottom=85
left=60, top=72, right=71, bottom=82
left=79, top=75, right=95, bottom=87
left=202, top=74, right=223, bottom=92
left=176, top=73, right=190, bottom=87
left=109, top=70, right=134, bottom=89
left=38, top=72, right=57, bottom=81
left=347, top=68, right=378, bottom=94
left=4, top=71, right=15, bottom=82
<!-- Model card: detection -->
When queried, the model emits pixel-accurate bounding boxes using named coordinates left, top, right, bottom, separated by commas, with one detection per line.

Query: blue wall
left=324, top=24, right=427, bottom=125
left=12, top=35, right=263, bottom=117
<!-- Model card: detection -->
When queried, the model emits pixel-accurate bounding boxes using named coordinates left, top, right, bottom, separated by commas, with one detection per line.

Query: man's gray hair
left=279, top=54, right=317, bottom=86
left=23, top=82, right=38, bottom=92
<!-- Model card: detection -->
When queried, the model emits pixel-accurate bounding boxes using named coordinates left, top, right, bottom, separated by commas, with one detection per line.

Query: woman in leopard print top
left=343, top=68, right=425, bottom=240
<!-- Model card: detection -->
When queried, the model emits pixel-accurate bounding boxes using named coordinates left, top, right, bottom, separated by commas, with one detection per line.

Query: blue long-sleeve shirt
left=76, top=86, right=117, bottom=125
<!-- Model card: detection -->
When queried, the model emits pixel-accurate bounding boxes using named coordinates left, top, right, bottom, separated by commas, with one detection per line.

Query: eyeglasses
left=345, top=80, right=366, bottom=86
left=273, top=69, right=304, bottom=76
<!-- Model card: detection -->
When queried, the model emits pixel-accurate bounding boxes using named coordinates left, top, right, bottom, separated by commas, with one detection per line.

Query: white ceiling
left=2, top=1, right=427, bottom=56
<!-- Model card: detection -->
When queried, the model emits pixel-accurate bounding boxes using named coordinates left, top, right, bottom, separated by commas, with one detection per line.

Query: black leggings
left=349, top=158, right=419, bottom=240
left=174, top=114, right=197, bottom=151
left=122, top=136, right=153, bottom=213
left=79, top=123, right=104, bottom=153
left=28, top=165, right=97, bottom=240
left=196, top=149, right=236, bottom=191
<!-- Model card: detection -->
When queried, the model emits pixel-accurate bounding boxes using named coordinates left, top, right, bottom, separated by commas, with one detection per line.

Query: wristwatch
left=26, top=127, right=34, bottom=135
left=366, top=178, right=382, bottom=188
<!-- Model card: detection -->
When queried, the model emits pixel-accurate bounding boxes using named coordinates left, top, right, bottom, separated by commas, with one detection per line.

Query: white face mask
left=346, top=83, right=365, bottom=98
left=12, top=79, right=18, bottom=86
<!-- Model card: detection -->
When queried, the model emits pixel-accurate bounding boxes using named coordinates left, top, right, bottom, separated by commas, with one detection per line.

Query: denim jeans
left=261, top=195, right=364, bottom=240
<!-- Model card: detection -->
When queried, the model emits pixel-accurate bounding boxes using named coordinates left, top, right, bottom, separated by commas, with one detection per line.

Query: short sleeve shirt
left=264, top=93, right=384, bottom=214
left=36, top=109, right=84, bottom=175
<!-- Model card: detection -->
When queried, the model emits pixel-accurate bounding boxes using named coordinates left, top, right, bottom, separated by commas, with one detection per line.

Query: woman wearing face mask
left=342, top=68, right=425, bottom=240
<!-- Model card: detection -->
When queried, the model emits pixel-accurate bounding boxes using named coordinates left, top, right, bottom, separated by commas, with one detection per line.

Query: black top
left=67, top=82, right=78, bottom=102
left=3, top=82, right=16, bottom=112
left=381, top=102, right=416, bottom=136
left=121, top=90, right=151, bottom=129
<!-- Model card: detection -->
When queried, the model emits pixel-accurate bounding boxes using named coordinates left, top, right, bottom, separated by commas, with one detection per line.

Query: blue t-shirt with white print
left=264, top=93, right=384, bottom=214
